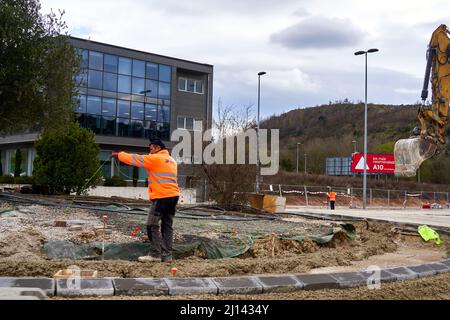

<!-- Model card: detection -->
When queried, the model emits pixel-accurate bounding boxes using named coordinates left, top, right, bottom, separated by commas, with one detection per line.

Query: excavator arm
left=394, top=24, right=450, bottom=177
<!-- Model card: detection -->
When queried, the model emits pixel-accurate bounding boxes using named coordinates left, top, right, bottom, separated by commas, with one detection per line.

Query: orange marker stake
left=171, top=267, right=177, bottom=276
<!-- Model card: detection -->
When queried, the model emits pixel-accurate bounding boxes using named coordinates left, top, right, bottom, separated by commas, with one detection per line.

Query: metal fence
left=188, top=178, right=450, bottom=208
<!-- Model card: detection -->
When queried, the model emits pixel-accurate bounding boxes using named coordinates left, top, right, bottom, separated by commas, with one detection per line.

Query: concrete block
left=358, top=270, right=397, bottom=283
left=406, top=264, right=437, bottom=278
left=0, top=277, right=55, bottom=297
left=164, top=278, right=218, bottom=295
left=212, top=276, right=263, bottom=294
left=113, top=278, right=168, bottom=296
left=256, top=275, right=303, bottom=293
left=329, top=272, right=367, bottom=288
left=293, top=274, right=340, bottom=290
left=0, top=287, right=48, bottom=300
left=422, top=262, right=450, bottom=274
left=56, top=278, right=114, bottom=297
left=384, top=267, right=419, bottom=281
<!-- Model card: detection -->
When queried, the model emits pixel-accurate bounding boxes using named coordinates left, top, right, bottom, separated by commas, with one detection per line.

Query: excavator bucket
left=394, top=137, right=438, bottom=177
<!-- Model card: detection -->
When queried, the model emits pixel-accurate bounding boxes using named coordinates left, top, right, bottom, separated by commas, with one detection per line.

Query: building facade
left=0, top=37, right=213, bottom=183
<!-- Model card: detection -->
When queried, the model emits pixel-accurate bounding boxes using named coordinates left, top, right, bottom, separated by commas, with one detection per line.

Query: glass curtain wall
left=74, top=49, right=171, bottom=140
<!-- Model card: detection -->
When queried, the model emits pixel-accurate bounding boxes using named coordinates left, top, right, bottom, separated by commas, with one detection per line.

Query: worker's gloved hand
left=111, top=152, right=119, bottom=159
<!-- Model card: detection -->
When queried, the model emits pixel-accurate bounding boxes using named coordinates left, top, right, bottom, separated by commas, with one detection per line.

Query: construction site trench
left=0, top=193, right=448, bottom=280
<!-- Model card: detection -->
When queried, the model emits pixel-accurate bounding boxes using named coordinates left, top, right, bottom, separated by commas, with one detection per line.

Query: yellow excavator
left=394, top=24, right=450, bottom=177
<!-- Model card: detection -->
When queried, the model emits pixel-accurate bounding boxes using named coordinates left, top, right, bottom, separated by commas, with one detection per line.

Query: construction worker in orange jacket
left=328, top=188, right=336, bottom=210
left=112, top=138, right=180, bottom=263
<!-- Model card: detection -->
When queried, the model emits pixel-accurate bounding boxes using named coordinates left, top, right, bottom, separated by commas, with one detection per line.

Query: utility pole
left=256, top=71, right=266, bottom=194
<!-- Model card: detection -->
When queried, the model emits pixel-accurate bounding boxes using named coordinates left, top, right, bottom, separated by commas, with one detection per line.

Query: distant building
left=0, top=37, right=213, bottom=183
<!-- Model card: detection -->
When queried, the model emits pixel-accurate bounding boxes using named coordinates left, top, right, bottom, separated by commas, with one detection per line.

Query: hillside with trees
left=261, top=101, right=450, bottom=185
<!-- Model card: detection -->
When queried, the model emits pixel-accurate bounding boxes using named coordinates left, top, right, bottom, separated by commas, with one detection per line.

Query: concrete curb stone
left=164, top=278, right=218, bottom=295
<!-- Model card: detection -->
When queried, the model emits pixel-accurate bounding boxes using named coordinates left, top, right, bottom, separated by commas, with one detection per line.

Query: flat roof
left=70, top=36, right=214, bottom=69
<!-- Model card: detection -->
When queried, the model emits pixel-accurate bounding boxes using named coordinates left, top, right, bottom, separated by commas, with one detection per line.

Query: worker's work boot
left=138, top=255, right=160, bottom=263
left=161, top=255, right=173, bottom=263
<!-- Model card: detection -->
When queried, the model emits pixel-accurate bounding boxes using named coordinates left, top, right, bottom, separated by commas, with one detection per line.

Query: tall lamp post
left=354, top=48, right=379, bottom=209
left=296, top=142, right=301, bottom=173
left=256, top=71, right=266, bottom=194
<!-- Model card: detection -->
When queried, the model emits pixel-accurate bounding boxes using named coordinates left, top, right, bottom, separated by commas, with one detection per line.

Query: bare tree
left=200, top=100, right=257, bottom=206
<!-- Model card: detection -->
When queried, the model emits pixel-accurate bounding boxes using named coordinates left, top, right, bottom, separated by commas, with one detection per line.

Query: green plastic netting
left=43, top=223, right=355, bottom=261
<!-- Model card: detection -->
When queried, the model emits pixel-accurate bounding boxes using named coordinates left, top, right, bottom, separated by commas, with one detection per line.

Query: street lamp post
left=296, top=142, right=301, bottom=173
left=354, top=48, right=379, bottom=209
left=256, top=71, right=266, bottom=194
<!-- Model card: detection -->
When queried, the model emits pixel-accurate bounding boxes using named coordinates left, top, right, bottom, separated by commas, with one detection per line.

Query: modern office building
left=0, top=37, right=213, bottom=183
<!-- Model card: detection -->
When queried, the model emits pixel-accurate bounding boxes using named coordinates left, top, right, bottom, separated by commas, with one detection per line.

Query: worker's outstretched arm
left=115, top=151, right=147, bottom=168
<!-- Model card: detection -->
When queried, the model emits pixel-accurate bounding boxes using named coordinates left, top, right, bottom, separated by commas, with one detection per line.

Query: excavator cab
left=394, top=24, right=450, bottom=177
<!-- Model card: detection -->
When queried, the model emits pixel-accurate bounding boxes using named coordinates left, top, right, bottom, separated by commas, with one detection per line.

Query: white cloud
left=270, top=16, right=365, bottom=49
left=38, top=0, right=449, bottom=117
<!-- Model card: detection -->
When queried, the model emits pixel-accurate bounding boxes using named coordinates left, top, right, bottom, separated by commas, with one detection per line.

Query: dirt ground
left=0, top=200, right=448, bottom=279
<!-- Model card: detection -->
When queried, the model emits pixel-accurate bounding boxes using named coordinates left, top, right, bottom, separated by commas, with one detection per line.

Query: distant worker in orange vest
left=328, top=188, right=336, bottom=210
left=112, top=138, right=180, bottom=263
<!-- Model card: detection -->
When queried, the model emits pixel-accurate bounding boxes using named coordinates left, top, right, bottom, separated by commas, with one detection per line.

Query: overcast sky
left=40, top=0, right=450, bottom=118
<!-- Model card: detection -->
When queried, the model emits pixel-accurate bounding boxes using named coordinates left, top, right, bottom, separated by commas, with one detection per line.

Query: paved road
left=285, top=206, right=450, bottom=229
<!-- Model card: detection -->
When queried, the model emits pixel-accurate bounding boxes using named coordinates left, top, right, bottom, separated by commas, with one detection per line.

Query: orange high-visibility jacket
left=118, top=150, right=180, bottom=200
left=328, top=191, right=336, bottom=201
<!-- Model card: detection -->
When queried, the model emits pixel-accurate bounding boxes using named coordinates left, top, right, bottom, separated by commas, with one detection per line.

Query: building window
left=146, top=62, right=158, bottom=79
left=177, top=116, right=197, bottom=130
left=103, top=72, right=117, bottom=92
left=117, top=118, right=130, bottom=137
left=158, top=82, right=171, bottom=99
left=132, top=59, right=145, bottom=78
left=178, top=77, right=204, bottom=94
left=74, top=95, right=87, bottom=113
left=118, top=57, right=132, bottom=75
left=130, top=120, right=144, bottom=138
left=157, top=122, right=170, bottom=140
left=85, top=114, right=102, bottom=134
left=89, top=51, right=103, bottom=71
left=118, top=75, right=131, bottom=93
left=77, top=49, right=88, bottom=68
left=102, top=98, right=116, bottom=116
left=132, top=77, right=145, bottom=95
left=145, top=79, right=158, bottom=97
left=101, top=116, right=116, bottom=136
left=158, top=105, right=170, bottom=123
left=76, top=69, right=88, bottom=87
left=117, top=100, right=131, bottom=118
left=104, top=54, right=118, bottom=73
left=145, top=104, right=157, bottom=121
left=159, top=64, right=171, bottom=82
left=88, top=70, right=103, bottom=89
left=86, top=96, right=102, bottom=115
left=131, top=102, right=144, bottom=120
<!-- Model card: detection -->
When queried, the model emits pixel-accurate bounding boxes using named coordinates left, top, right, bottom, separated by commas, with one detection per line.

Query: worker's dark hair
left=149, top=138, right=166, bottom=150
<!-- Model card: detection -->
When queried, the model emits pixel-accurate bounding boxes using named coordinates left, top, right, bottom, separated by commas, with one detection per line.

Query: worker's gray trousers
left=146, top=196, right=179, bottom=259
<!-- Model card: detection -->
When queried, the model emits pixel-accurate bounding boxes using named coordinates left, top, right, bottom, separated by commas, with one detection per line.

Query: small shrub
left=0, top=175, right=14, bottom=184
left=103, top=176, right=127, bottom=187
left=14, top=176, right=34, bottom=184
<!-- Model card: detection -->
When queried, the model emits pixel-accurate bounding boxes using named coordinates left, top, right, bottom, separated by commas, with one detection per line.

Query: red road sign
left=351, top=153, right=395, bottom=174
